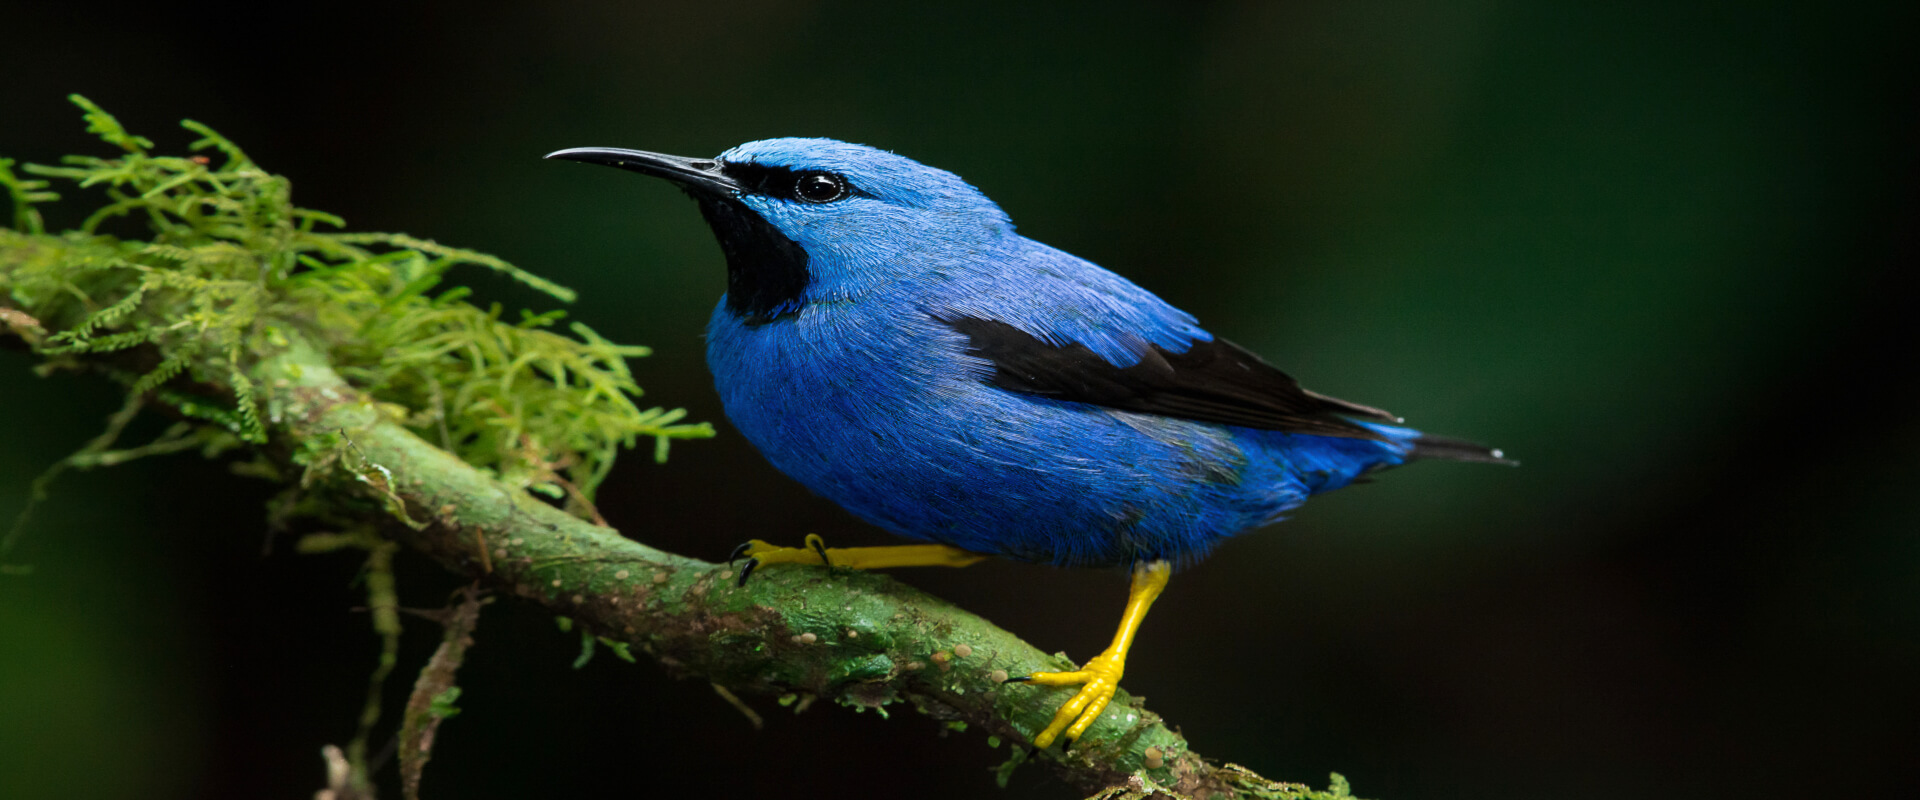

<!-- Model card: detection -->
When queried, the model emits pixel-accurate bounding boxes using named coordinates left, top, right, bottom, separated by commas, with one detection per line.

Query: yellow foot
left=1013, top=560, right=1171, bottom=749
left=728, top=534, right=986, bottom=585
left=1015, top=651, right=1126, bottom=749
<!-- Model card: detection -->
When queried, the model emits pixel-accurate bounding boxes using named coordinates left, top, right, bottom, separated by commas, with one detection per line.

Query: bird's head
left=548, top=137, right=1012, bottom=323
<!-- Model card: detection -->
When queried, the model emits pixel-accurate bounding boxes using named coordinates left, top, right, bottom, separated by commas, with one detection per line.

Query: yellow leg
left=1016, top=560, right=1171, bottom=749
left=730, top=533, right=987, bottom=585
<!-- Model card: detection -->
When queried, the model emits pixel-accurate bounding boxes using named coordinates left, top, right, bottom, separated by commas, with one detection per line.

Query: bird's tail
left=1407, top=433, right=1516, bottom=465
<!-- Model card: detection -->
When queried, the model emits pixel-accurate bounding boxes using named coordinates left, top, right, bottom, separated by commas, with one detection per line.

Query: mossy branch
left=0, top=98, right=1361, bottom=799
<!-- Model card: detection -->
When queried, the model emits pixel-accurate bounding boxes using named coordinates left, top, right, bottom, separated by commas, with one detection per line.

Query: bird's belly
left=707, top=312, right=1316, bottom=567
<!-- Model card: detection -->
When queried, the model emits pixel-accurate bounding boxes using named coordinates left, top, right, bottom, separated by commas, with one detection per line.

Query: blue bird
left=549, top=138, right=1509, bottom=749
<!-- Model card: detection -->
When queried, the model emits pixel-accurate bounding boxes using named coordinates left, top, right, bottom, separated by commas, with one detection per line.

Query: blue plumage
left=550, top=137, right=1501, bottom=569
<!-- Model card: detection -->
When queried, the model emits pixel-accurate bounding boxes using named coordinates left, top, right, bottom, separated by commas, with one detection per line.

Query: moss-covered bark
left=259, top=332, right=1263, bottom=796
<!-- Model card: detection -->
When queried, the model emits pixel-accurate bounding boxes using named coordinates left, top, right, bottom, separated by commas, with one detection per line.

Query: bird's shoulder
left=922, top=240, right=1209, bottom=365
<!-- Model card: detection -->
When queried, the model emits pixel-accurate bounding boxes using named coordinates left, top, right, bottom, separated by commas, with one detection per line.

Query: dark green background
left=2, top=2, right=1913, bottom=798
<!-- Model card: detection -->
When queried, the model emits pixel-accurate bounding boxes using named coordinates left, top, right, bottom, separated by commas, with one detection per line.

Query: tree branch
left=254, top=331, right=1302, bottom=797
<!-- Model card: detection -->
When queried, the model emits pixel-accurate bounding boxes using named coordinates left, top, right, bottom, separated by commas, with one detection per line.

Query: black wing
left=942, top=315, right=1399, bottom=440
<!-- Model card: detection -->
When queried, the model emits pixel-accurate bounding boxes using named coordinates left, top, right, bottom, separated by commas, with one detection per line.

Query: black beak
left=544, top=147, right=739, bottom=197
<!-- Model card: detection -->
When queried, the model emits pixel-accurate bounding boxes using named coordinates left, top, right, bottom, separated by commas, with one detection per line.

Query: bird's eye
left=794, top=172, right=848, bottom=203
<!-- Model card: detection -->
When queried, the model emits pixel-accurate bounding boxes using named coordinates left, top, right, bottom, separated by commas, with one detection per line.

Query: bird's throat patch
left=695, top=196, right=809, bottom=324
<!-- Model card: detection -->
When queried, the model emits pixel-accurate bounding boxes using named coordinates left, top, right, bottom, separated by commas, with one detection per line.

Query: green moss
left=0, top=95, right=710, bottom=512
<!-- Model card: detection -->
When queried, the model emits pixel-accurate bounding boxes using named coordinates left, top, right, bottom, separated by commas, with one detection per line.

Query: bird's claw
left=727, top=535, right=833, bottom=586
left=1020, top=653, right=1125, bottom=749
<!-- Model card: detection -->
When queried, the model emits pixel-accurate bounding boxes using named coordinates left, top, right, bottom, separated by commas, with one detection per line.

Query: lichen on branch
left=1, top=97, right=1363, bottom=800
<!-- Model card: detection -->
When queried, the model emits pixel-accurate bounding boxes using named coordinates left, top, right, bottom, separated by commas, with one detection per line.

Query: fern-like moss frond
left=0, top=95, right=710, bottom=507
